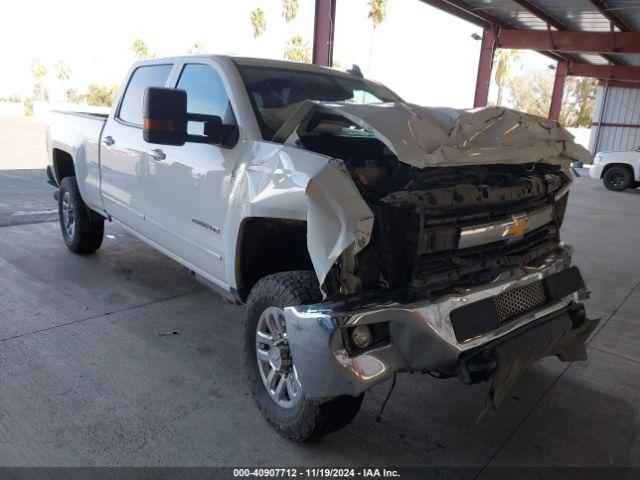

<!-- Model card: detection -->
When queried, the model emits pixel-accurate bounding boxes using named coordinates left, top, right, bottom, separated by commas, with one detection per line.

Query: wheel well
left=235, top=218, right=313, bottom=301
left=601, top=162, right=633, bottom=179
left=52, top=149, right=75, bottom=183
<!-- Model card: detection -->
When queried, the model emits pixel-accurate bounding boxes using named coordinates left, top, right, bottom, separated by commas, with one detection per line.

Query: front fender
left=223, top=142, right=373, bottom=294
left=306, top=160, right=374, bottom=290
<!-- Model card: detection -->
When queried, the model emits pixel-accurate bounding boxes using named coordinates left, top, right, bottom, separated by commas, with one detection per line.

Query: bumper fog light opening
left=351, top=325, right=373, bottom=349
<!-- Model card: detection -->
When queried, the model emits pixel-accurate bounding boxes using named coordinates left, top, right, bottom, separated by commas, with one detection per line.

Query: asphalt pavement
left=0, top=169, right=58, bottom=227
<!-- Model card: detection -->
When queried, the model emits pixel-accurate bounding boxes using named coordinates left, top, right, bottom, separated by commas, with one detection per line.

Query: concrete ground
left=0, top=118, right=49, bottom=170
left=0, top=121, right=638, bottom=472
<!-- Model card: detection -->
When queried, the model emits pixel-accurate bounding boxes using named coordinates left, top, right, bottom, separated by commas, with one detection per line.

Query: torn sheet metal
left=280, top=102, right=592, bottom=169
left=305, top=159, right=374, bottom=290
left=458, top=309, right=600, bottom=420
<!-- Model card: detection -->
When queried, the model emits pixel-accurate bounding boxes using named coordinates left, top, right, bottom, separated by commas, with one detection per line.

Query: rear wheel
left=243, top=271, right=364, bottom=441
left=58, top=176, right=105, bottom=254
left=603, top=166, right=633, bottom=192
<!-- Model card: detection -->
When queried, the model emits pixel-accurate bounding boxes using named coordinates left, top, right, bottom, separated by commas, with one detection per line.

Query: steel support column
left=474, top=27, right=495, bottom=107
left=549, top=61, right=568, bottom=121
left=312, top=0, right=336, bottom=66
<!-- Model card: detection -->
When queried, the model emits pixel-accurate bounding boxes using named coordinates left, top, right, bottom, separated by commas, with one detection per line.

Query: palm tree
left=188, top=41, right=205, bottom=54
left=283, top=35, right=311, bottom=63
left=31, top=58, right=47, bottom=80
left=366, top=0, right=388, bottom=74
left=30, top=58, right=48, bottom=101
left=54, top=60, right=71, bottom=82
left=493, top=49, right=521, bottom=106
left=250, top=8, right=266, bottom=38
left=368, top=0, right=387, bottom=29
left=54, top=60, right=72, bottom=103
left=131, top=39, right=155, bottom=60
left=282, top=0, right=299, bottom=23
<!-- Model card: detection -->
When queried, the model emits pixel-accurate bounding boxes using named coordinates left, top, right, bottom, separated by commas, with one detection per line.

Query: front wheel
left=58, top=176, right=105, bottom=254
left=603, top=165, right=633, bottom=191
left=243, top=271, right=364, bottom=441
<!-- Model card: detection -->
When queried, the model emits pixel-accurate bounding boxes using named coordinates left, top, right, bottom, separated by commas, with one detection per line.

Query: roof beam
left=494, top=29, right=640, bottom=54
left=598, top=80, right=640, bottom=89
left=509, top=0, right=621, bottom=65
left=587, top=0, right=633, bottom=32
left=420, top=0, right=574, bottom=64
left=568, top=62, right=640, bottom=82
left=419, top=0, right=511, bottom=28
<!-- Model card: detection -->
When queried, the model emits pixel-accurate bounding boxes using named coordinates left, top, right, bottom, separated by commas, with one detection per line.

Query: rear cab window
left=117, top=64, right=173, bottom=126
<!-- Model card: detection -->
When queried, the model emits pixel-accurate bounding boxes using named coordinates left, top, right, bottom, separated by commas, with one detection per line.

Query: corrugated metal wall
left=589, top=86, right=640, bottom=153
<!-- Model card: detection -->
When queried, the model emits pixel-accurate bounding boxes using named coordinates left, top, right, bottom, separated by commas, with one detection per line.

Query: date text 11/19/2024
left=233, top=468, right=401, bottom=478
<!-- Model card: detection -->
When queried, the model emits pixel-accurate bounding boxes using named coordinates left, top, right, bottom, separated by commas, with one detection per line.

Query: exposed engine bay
left=295, top=111, right=571, bottom=301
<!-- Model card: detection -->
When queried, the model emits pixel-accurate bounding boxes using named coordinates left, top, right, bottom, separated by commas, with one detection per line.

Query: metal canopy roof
left=421, top=0, right=640, bottom=71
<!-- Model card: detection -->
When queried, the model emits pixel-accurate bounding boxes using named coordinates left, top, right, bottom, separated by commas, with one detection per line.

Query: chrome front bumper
left=284, top=248, right=593, bottom=400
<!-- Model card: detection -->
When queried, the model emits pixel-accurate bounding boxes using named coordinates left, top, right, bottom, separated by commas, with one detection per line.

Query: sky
left=0, top=0, right=553, bottom=108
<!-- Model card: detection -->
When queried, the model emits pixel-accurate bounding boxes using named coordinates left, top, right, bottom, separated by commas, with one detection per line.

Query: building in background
left=590, top=85, right=640, bottom=154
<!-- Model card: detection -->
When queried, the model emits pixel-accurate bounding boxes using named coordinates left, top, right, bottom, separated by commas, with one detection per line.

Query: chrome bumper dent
left=284, top=248, right=581, bottom=399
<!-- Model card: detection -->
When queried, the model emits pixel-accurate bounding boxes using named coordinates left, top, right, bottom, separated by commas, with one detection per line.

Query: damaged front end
left=282, top=103, right=597, bottom=414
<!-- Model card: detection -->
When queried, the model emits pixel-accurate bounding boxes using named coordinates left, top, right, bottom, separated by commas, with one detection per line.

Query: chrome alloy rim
left=255, top=306, right=303, bottom=409
left=62, top=191, right=75, bottom=237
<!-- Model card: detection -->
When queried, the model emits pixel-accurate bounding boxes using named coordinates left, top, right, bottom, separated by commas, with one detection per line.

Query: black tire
left=243, top=271, right=364, bottom=442
left=603, top=165, right=633, bottom=192
left=58, top=176, right=105, bottom=254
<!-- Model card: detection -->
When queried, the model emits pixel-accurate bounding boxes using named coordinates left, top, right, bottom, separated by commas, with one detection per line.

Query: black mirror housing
left=143, top=87, right=188, bottom=146
left=143, top=86, right=238, bottom=147
left=203, top=117, right=224, bottom=143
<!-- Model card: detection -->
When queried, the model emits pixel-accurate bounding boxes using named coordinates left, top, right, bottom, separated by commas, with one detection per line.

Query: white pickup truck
left=589, top=149, right=640, bottom=191
left=47, top=55, right=597, bottom=441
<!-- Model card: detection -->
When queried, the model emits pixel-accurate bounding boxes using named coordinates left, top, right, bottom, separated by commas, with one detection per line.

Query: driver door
left=140, top=61, right=241, bottom=283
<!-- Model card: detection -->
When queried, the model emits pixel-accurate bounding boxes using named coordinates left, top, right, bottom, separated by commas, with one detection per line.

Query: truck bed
left=46, top=110, right=108, bottom=214
left=52, top=110, right=109, bottom=120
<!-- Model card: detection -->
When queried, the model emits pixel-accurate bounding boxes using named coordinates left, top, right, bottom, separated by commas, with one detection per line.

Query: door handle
left=102, top=136, right=115, bottom=146
left=147, top=148, right=166, bottom=161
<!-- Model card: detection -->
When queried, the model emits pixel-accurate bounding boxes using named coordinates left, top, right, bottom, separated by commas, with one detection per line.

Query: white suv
left=590, top=149, right=640, bottom=191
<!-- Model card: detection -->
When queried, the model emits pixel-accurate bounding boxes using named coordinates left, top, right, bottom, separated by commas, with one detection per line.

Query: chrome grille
left=494, top=281, right=547, bottom=323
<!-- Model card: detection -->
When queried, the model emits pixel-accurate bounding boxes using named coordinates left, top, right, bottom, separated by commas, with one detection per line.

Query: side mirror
left=143, top=87, right=238, bottom=147
left=143, top=87, right=188, bottom=146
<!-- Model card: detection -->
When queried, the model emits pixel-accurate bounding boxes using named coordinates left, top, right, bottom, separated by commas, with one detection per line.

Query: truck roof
left=134, top=54, right=364, bottom=81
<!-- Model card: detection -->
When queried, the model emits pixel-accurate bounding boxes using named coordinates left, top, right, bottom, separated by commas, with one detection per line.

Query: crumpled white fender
left=305, top=159, right=374, bottom=291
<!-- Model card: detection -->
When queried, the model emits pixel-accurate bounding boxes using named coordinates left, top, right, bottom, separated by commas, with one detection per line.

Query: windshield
left=237, top=65, right=399, bottom=139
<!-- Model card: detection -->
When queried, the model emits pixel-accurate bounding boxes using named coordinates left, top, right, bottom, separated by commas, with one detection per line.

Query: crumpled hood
left=284, top=102, right=592, bottom=168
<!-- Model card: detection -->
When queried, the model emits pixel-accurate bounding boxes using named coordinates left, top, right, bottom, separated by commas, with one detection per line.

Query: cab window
left=118, top=64, right=173, bottom=126
left=177, top=64, right=236, bottom=135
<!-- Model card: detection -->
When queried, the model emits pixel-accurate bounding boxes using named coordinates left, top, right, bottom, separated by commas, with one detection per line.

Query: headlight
left=593, top=155, right=601, bottom=165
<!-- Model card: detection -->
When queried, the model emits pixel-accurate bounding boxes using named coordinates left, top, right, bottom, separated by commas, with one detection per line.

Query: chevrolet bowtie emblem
left=504, top=216, right=530, bottom=239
